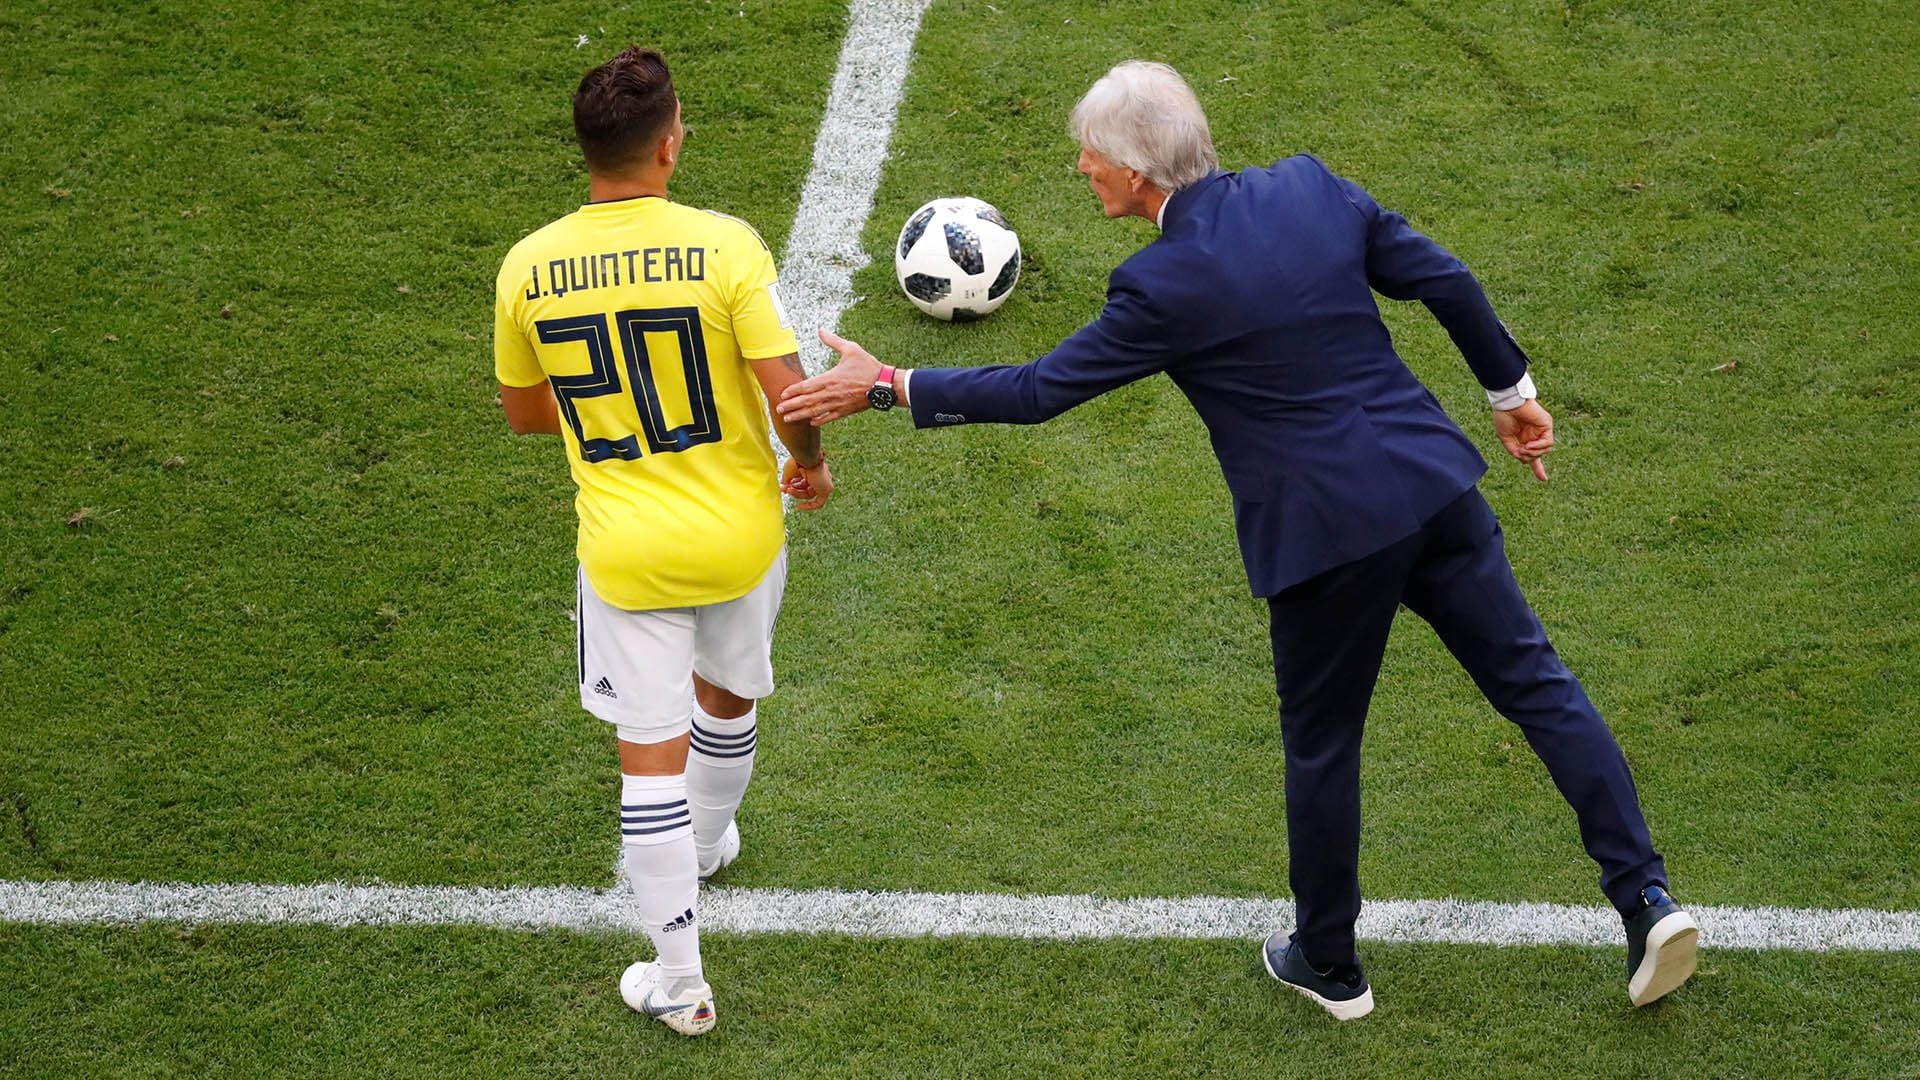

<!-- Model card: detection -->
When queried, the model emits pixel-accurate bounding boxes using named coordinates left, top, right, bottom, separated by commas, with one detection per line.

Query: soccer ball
left=893, top=197, right=1021, bottom=321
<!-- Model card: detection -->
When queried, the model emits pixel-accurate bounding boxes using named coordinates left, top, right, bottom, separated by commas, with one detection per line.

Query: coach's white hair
left=1069, top=60, right=1217, bottom=192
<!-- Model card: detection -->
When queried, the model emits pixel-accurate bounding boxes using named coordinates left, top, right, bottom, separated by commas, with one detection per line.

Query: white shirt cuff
left=898, top=368, right=913, bottom=408
left=1486, top=372, right=1537, bottom=411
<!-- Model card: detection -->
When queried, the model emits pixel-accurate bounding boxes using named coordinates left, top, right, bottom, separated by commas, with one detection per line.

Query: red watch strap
left=876, top=364, right=895, bottom=389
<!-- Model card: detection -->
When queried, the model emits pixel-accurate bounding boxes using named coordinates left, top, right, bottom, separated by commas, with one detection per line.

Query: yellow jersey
left=495, top=197, right=799, bottom=610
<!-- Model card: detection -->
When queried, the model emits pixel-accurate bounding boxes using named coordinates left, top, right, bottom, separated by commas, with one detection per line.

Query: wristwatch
left=867, top=364, right=897, bottom=411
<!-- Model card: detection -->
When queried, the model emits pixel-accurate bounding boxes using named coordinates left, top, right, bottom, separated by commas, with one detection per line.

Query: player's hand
left=777, top=329, right=884, bottom=426
left=1491, top=399, right=1554, bottom=482
left=781, top=454, right=833, bottom=510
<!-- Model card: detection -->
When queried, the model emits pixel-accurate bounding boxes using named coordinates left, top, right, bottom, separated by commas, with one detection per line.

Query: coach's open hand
left=778, top=329, right=885, bottom=426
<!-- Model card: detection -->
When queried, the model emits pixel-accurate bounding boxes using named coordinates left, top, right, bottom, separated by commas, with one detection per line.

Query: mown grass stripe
left=5, top=879, right=1916, bottom=952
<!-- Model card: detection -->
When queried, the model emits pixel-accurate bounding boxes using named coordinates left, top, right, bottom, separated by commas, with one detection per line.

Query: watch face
left=867, top=385, right=896, bottom=411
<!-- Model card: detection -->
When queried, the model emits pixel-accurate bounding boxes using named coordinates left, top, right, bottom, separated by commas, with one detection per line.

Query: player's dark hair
left=573, top=46, right=677, bottom=174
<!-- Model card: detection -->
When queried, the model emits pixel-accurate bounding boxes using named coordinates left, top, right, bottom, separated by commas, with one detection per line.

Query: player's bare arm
left=499, top=380, right=563, bottom=436
left=750, top=352, right=834, bottom=509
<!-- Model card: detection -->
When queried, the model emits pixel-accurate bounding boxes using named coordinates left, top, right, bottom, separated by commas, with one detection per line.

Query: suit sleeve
left=1322, top=161, right=1530, bottom=392
left=908, top=272, right=1173, bottom=427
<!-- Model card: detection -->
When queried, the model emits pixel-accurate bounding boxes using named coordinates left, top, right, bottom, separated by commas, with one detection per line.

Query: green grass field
left=4, top=0, right=1918, bottom=1075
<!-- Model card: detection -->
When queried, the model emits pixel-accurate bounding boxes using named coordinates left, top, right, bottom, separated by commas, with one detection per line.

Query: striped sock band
left=620, top=791, right=692, bottom=842
left=690, top=710, right=757, bottom=761
left=688, top=704, right=758, bottom=866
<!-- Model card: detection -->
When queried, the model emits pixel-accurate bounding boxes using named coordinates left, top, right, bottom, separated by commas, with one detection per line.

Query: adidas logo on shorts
left=662, top=907, right=695, bottom=934
left=592, top=676, right=617, bottom=699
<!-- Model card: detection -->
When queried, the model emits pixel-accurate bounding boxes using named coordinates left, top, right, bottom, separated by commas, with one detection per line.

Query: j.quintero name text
left=523, top=247, right=707, bottom=300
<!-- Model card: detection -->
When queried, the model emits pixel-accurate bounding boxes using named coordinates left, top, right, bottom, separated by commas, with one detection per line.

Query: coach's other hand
left=1492, top=398, right=1555, bottom=482
left=778, top=330, right=884, bottom=426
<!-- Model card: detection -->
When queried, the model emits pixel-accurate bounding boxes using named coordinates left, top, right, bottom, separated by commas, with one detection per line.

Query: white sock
left=619, top=772, right=703, bottom=990
left=687, top=702, right=758, bottom=866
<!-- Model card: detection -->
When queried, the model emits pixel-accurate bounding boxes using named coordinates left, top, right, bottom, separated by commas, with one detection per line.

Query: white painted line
left=5, top=879, right=1917, bottom=953
left=757, top=0, right=930, bottom=492
left=776, top=0, right=935, bottom=377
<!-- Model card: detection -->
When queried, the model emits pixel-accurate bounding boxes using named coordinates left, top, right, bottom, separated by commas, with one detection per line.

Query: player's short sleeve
left=493, top=264, right=546, bottom=388
left=728, top=225, right=801, bottom=361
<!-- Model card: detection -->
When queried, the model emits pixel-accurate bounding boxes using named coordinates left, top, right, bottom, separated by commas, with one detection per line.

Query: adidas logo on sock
left=592, top=677, right=617, bottom=699
left=662, top=907, right=696, bottom=934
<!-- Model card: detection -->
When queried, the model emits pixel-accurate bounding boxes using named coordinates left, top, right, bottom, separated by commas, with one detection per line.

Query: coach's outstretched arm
left=782, top=283, right=1173, bottom=429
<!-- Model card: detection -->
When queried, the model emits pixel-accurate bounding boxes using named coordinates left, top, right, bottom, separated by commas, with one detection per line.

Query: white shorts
left=575, top=548, right=787, bottom=744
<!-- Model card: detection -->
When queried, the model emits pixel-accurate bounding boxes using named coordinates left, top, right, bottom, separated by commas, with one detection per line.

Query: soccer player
left=493, top=46, right=831, bottom=1037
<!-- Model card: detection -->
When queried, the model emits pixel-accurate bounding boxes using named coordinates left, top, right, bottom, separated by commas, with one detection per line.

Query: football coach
left=778, top=59, right=1697, bottom=1020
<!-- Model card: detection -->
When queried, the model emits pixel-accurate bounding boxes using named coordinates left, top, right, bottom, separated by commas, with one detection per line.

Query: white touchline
left=4, top=879, right=1919, bottom=952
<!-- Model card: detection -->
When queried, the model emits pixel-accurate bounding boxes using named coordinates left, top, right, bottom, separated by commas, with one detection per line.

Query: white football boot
left=620, top=960, right=717, bottom=1036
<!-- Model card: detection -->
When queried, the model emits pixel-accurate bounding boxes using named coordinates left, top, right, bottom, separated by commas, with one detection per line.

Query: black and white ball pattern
left=893, top=197, right=1021, bottom=321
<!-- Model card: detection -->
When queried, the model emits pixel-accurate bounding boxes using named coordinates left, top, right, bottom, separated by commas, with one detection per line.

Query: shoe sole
left=1628, top=910, right=1699, bottom=1007
left=1261, top=941, right=1375, bottom=1020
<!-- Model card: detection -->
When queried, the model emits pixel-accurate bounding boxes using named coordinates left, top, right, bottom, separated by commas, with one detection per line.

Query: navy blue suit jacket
left=908, top=155, right=1531, bottom=596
